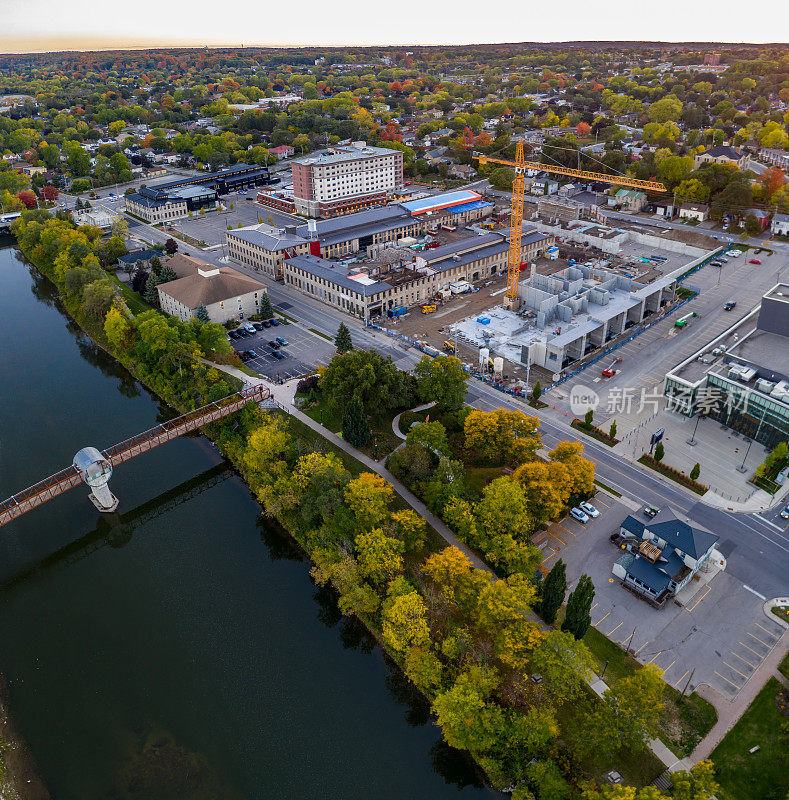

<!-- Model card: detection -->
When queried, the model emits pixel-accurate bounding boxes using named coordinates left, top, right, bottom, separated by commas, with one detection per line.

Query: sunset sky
left=1, top=0, right=783, bottom=52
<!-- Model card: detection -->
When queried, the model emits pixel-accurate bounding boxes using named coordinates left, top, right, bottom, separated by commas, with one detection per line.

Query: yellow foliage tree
left=463, top=408, right=541, bottom=465
left=345, top=472, right=394, bottom=530
left=382, top=588, right=431, bottom=655
left=355, top=527, right=404, bottom=585
left=104, top=305, right=131, bottom=351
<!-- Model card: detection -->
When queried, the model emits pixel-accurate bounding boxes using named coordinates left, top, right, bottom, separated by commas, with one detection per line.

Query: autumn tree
left=345, top=472, right=394, bottom=530
left=164, top=237, right=178, bottom=255
left=604, top=664, right=665, bottom=751
left=540, top=559, right=566, bottom=624
left=562, top=575, right=595, bottom=640
left=355, top=527, right=404, bottom=585
left=549, top=441, right=595, bottom=497
left=531, top=630, right=595, bottom=705
left=382, top=579, right=431, bottom=655
left=475, top=477, right=532, bottom=543
left=464, top=408, right=541, bottom=465
left=414, top=354, right=468, bottom=412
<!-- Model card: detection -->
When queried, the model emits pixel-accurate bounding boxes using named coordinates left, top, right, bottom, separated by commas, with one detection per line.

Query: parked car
left=724, top=301, right=736, bottom=311
left=243, top=323, right=256, bottom=334
left=253, top=322, right=265, bottom=331
left=643, top=505, right=660, bottom=518
left=269, top=318, right=281, bottom=326
left=239, top=350, right=255, bottom=362
left=262, top=320, right=272, bottom=328
left=268, top=340, right=280, bottom=349
left=780, top=505, right=789, bottom=520
left=271, top=350, right=285, bottom=360
left=235, top=327, right=249, bottom=337
left=276, top=337, right=288, bottom=346
left=579, top=501, right=599, bottom=518
left=228, top=330, right=240, bottom=340
left=749, top=258, right=761, bottom=264
left=570, top=507, right=590, bottom=524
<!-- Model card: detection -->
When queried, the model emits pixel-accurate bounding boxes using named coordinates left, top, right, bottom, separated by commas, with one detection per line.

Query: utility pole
left=626, top=627, right=637, bottom=652
left=682, top=668, right=695, bottom=697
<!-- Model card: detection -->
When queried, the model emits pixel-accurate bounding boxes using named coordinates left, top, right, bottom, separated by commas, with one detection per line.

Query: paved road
left=112, top=205, right=789, bottom=601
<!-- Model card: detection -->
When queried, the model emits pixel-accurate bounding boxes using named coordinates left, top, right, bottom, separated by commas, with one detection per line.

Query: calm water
left=0, top=244, right=494, bottom=799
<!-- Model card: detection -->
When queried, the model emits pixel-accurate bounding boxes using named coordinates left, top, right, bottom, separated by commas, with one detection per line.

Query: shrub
left=296, top=375, right=319, bottom=395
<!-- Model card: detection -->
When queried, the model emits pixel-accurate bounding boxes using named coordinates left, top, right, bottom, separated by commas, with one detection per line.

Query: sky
left=1, top=0, right=786, bottom=52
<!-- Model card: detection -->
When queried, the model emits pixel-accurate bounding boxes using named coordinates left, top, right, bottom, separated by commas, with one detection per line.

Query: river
left=0, top=244, right=495, bottom=800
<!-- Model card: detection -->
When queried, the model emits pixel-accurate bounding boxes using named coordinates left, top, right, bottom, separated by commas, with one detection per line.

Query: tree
left=382, top=584, right=431, bottom=655
left=690, top=462, right=701, bottom=481
left=584, top=408, right=594, bottom=426
left=464, top=408, right=541, bottom=465
left=744, top=214, right=762, bottom=236
left=605, top=664, right=665, bottom=751
left=647, top=95, right=683, bottom=123
left=159, top=263, right=177, bottom=283
left=532, top=630, right=596, bottom=705
left=609, top=421, right=617, bottom=439
left=525, top=760, right=569, bottom=800
left=149, top=255, right=162, bottom=277
left=406, top=420, right=449, bottom=457
left=104, top=306, right=131, bottom=350
left=195, top=303, right=210, bottom=323
left=335, top=322, right=353, bottom=353
left=532, top=381, right=542, bottom=403
left=259, top=293, right=274, bottom=319
left=562, top=575, right=594, bottom=640
left=475, top=477, right=533, bottom=543
left=540, top=559, right=566, bottom=624
left=342, top=395, right=370, bottom=448
left=355, top=527, right=404, bottom=585
left=164, top=237, right=178, bottom=255
left=320, top=350, right=408, bottom=417
left=414, top=355, right=468, bottom=412
left=345, top=472, right=394, bottom=530
left=144, top=271, right=161, bottom=307
left=654, top=441, right=664, bottom=462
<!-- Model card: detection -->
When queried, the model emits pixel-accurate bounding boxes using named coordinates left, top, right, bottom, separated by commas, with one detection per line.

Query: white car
left=570, top=507, right=590, bottom=524
left=579, top=501, right=599, bottom=518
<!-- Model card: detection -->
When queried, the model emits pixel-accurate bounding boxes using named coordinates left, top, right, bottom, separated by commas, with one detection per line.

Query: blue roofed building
left=612, top=507, right=719, bottom=608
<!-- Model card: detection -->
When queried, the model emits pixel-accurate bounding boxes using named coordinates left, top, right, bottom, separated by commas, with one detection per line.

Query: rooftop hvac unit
left=737, top=366, right=756, bottom=382
left=756, top=379, right=775, bottom=394
left=727, top=364, right=744, bottom=380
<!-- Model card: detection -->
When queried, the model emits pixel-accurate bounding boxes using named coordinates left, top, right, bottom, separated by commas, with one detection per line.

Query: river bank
left=1, top=228, right=487, bottom=800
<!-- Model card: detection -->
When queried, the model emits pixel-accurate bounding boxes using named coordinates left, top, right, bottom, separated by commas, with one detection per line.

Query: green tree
left=335, top=321, right=353, bottom=353
left=144, top=271, right=161, bottom=307
left=406, top=420, right=449, bottom=457
left=540, top=559, right=566, bottom=624
left=744, top=214, right=762, bottom=236
left=531, top=630, right=596, bottom=705
left=604, top=664, right=665, bottom=751
left=195, top=303, right=210, bottom=323
left=342, top=395, right=370, bottom=448
left=259, top=293, right=274, bottom=319
left=159, top=263, right=177, bottom=283
left=584, top=408, right=594, bottom=426
left=561, top=575, right=594, bottom=640
left=690, top=462, right=701, bottom=481
left=609, top=421, right=617, bottom=439
left=414, top=354, right=468, bottom=412
left=355, top=527, right=404, bottom=585
left=525, top=760, right=569, bottom=800
left=532, top=381, right=541, bottom=403
left=320, top=350, right=408, bottom=417
left=654, top=441, right=664, bottom=462
left=149, top=254, right=162, bottom=277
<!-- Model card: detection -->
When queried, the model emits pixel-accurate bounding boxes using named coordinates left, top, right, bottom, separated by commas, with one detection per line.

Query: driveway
left=543, top=496, right=786, bottom=700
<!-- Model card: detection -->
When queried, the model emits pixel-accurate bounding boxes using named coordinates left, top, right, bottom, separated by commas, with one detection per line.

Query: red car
left=749, top=258, right=762, bottom=264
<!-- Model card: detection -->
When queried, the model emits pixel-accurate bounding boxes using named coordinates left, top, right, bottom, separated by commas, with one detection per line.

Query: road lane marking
left=743, top=584, right=767, bottom=601
left=747, top=631, right=771, bottom=647
left=714, top=671, right=741, bottom=690
left=595, top=611, right=611, bottom=626
left=635, top=641, right=649, bottom=656
left=739, top=641, right=763, bottom=658
left=662, top=659, right=676, bottom=676
left=608, top=621, right=624, bottom=636
left=730, top=651, right=757, bottom=668
left=754, top=622, right=776, bottom=636
left=645, top=652, right=662, bottom=665
left=686, top=586, right=711, bottom=612
left=673, top=670, right=690, bottom=688
left=722, top=661, right=749, bottom=679
left=597, top=499, right=611, bottom=508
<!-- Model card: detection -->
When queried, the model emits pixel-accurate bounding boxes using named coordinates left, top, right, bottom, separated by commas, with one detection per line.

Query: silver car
left=579, top=501, right=599, bottom=518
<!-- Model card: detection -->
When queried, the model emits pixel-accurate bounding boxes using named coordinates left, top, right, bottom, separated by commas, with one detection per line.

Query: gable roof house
left=612, top=507, right=719, bottom=608
left=694, top=145, right=750, bottom=170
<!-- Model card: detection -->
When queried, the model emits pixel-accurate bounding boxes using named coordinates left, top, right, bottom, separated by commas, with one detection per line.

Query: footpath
left=211, top=363, right=692, bottom=775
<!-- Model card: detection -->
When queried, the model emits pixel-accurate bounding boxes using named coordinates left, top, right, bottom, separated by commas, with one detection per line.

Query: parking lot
left=536, top=495, right=786, bottom=700
left=229, top=320, right=335, bottom=382
left=173, top=194, right=301, bottom=247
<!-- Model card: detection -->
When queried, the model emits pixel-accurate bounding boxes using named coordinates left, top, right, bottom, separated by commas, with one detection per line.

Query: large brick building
left=291, top=142, right=403, bottom=217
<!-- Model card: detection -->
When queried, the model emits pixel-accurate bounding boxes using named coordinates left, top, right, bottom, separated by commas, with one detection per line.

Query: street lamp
left=686, top=413, right=705, bottom=446
left=600, top=659, right=610, bottom=681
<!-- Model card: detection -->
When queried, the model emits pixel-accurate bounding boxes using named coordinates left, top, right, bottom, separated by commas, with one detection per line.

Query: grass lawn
left=108, top=273, right=152, bottom=316
left=779, top=652, right=789, bottom=682
left=465, top=466, right=507, bottom=495
left=711, top=677, right=789, bottom=800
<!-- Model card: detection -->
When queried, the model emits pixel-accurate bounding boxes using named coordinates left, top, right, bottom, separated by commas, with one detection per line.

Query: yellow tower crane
left=473, top=145, right=667, bottom=309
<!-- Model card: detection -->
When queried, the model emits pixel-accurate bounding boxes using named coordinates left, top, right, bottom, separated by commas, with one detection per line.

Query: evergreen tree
left=195, top=303, right=210, bottom=323
left=144, top=271, right=161, bottom=307
left=342, top=395, right=370, bottom=447
left=335, top=322, right=353, bottom=353
left=654, top=442, right=664, bottom=462
left=584, top=408, right=594, bottom=426
left=159, top=263, right=177, bottom=283
left=540, top=559, right=567, bottom=624
left=149, top=254, right=162, bottom=277
left=259, top=293, right=274, bottom=319
left=609, top=421, right=617, bottom=439
left=562, top=575, right=595, bottom=640
left=532, top=381, right=542, bottom=403
left=690, top=462, right=701, bottom=481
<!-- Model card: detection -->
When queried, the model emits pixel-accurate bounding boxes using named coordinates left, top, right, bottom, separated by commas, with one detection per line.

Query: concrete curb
left=763, top=598, right=789, bottom=629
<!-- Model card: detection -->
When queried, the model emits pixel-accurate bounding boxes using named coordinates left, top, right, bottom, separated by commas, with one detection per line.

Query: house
left=613, top=189, right=647, bottom=211
left=694, top=145, right=750, bottom=170
left=760, top=148, right=789, bottom=171
left=530, top=177, right=560, bottom=196
left=679, top=202, right=709, bottom=222
left=268, top=144, right=295, bottom=160
left=117, top=249, right=159, bottom=273
left=425, top=147, right=451, bottom=166
left=612, top=507, right=719, bottom=608
left=157, top=257, right=267, bottom=324
left=652, top=199, right=675, bottom=218
left=771, top=212, right=789, bottom=236
left=449, top=163, right=476, bottom=179
left=740, top=208, right=771, bottom=230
